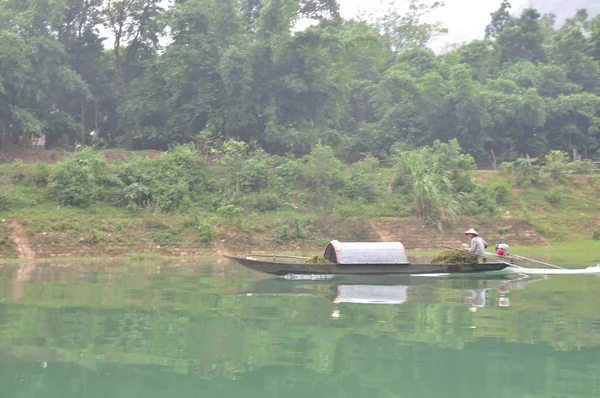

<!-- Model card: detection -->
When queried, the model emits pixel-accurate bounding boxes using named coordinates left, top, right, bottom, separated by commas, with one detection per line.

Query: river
left=1, top=257, right=600, bottom=397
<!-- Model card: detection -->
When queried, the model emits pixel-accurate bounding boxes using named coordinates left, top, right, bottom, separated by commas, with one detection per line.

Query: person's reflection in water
left=496, top=297, right=510, bottom=307
left=470, top=288, right=487, bottom=309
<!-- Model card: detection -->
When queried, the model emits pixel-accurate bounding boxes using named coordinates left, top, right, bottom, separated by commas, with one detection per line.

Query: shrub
left=5, top=160, right=50, bottom=186
left=491, top=182, right=512, bottom=205
left=513, top=157, right=551, bottom=187
left=249, top=192, right=281, bottom=212
left=593, top=230, right=600, bottom=241
left=463, top=186, right=497, bottom=218
left=499, top=162, right=515, bottom=175
left=497, top=226, right=511, bottom=234
left=144, top=219, right=180, bottom=246
left=271, top=220, right=307, bottom=244
left=217, top=205, right=243, bottom=228
left=544, top=188, right=564, bottom=206
left=197, top=221, right=217, bottom=244
left=541, top=150, right=575, bottom=183
left=117, top=144, right=213, bottom=212
left=150, top=229, right=180, bottom=246
left=344, top=171, right=384, bottom=203
left=238, top=149, right=275, bottom=193
left=299, top=144, right=348, bottom=190
left=395, top=143, right=466, bottom=230
left=48, top=148, right=123, bottom=207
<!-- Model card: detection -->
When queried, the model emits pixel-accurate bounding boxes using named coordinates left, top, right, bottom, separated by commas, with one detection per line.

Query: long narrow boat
left=224, top=240, right=511, bottom=276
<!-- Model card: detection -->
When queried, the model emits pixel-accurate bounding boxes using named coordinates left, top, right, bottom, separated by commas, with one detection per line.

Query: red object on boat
left=496, top=248, right=505, bottom=256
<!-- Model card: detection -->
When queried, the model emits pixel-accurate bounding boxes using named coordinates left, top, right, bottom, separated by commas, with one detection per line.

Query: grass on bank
left=0, top=145, right=598, bottom=259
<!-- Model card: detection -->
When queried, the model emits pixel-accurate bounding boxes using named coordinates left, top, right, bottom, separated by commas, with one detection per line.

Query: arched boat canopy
left=323, top=240, right=410, bottom=265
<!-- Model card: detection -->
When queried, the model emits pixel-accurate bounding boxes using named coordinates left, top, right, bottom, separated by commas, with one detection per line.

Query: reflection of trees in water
left=0, top=267, right=599, bottom=396
left=0, top=337, right=599, bottom=398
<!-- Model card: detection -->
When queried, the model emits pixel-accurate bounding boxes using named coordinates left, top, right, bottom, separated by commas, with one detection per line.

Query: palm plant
left=397, top=148, right=463, bottom=232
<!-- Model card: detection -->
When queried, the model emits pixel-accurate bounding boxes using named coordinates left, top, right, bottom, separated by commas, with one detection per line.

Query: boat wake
left=508, top=264, right=600, bottom=275
left=282, top=274, right=336, bottom=280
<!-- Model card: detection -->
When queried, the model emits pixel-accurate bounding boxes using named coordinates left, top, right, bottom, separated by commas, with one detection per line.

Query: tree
left=497, top=8, right=545, bottom=64
left=485, top=0, right=512, bottom=39
left=103, top=0, right=165, bottom=149
left=591, top=14, right=600, bottom=61
left=371, top=0, right=448, bottom=52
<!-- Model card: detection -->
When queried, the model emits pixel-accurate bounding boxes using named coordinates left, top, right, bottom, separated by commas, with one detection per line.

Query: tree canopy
left=1, top=0, right=599, bottom=162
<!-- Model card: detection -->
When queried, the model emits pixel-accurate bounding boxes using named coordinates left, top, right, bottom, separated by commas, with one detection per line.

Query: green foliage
left=304, top=255, right=330, bottom=264
left=430, top=250, right=478, bottom=264
left=512, top=157, right=546, bottom=188
left=249, top=192, right=281, bottom=212
left=499, top=162, right=515, bottom=175
left=394, top=140, right=472, bottom=230
left=196, top=220, right=217, bottom=245
left=491, top=182, right=512, bottom=205
left=118, top=144, right=212, bottom=212
left=144, top=219, right=181, bottom=246
left=181, top=212, right=217, bottom=244
left=48, top=148, right=123, bottom=207
left=271, top=220, right=308, bottom=244
left=463, top=179, right=512, bottom=220
left=217, top=205, right=244, bottom=228
left=0, top=222, right=17, bottom=255
left=497, top=226, right=511, bottom=234
left=544, top=188, right=566, bottom=207
left=344, top=171, right=384, bottom=203
left=541, top=150, right=575, bottom=183
left=299, top=144, right=348, bottom=190
left=463, top=186, right=498, bottom=219
left=1, top=0, right=600, bottom=165
left=239, top=151, right=274, bottom=193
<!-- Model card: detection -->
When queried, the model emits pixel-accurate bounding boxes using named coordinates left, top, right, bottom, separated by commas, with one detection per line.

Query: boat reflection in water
left=244, top=273, right=543, bottom=308
left=332, top=284, right=408, bottom=304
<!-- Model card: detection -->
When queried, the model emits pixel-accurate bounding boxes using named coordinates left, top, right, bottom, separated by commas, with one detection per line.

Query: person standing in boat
left=465, top=228, right=487, bottom=261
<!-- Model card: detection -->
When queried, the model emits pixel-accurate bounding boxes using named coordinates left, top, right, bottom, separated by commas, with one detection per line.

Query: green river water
left=1, top=257, right=600, bottom=398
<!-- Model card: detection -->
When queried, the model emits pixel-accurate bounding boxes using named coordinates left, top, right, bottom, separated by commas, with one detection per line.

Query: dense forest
left=1, top=0, right=600, bottom=163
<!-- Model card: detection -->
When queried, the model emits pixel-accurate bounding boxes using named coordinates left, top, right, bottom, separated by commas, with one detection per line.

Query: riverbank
left=0, top=147, right=598, bottom=261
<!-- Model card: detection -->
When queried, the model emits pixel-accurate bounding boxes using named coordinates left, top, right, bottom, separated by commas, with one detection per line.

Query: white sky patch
left=336, top=0, right=530, bottom=52
left=99, top=0, right=532, bottom=52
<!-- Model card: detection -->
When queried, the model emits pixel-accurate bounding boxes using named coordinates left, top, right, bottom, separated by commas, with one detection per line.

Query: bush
left=544, top=188, right=564, bottom=206
left=5, top=160, right=50, bottom=186
left=395, top=142, right=469, bottom=230
left=48, top=148, right=123, bottom=207
left=497, top=226, right=511, bottom=234
left=593, top=230, right=600, bottom=241
left=150, top=229, right=180, bottom=246
left=144, top=219, right=180, bottom=246
left=463, top=186, right=497, bottom=218
left=249, top=192, right=281, bottom=212
left=344, top=169, right=385, bottom=203
left=491, top=182, right=512, bottom=205
left=499, top=162, right=515, bottom=175
left=217, top=205, right=243, bottom=228
left=271, top=220, right=307, bottom=244
left=512, top=157, right=551, bottom=187
left=299, top=144, right=348, bottom=190
left=196, top=220, right=217, bottom=244
left=3, top=186, right=46, bottom=208
left=238, top=150, right=275, bottom=193
left=117, top=144, right=213, bottom=212
left=541, top=150, right=575, bottom=183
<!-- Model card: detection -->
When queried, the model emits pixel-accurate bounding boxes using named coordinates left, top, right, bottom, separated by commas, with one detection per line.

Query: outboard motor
left=496, top=243, right=509, bottom=257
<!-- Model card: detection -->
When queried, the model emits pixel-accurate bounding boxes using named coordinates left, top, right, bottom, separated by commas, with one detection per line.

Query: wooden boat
left=224, top=240, right=511, bottom=276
